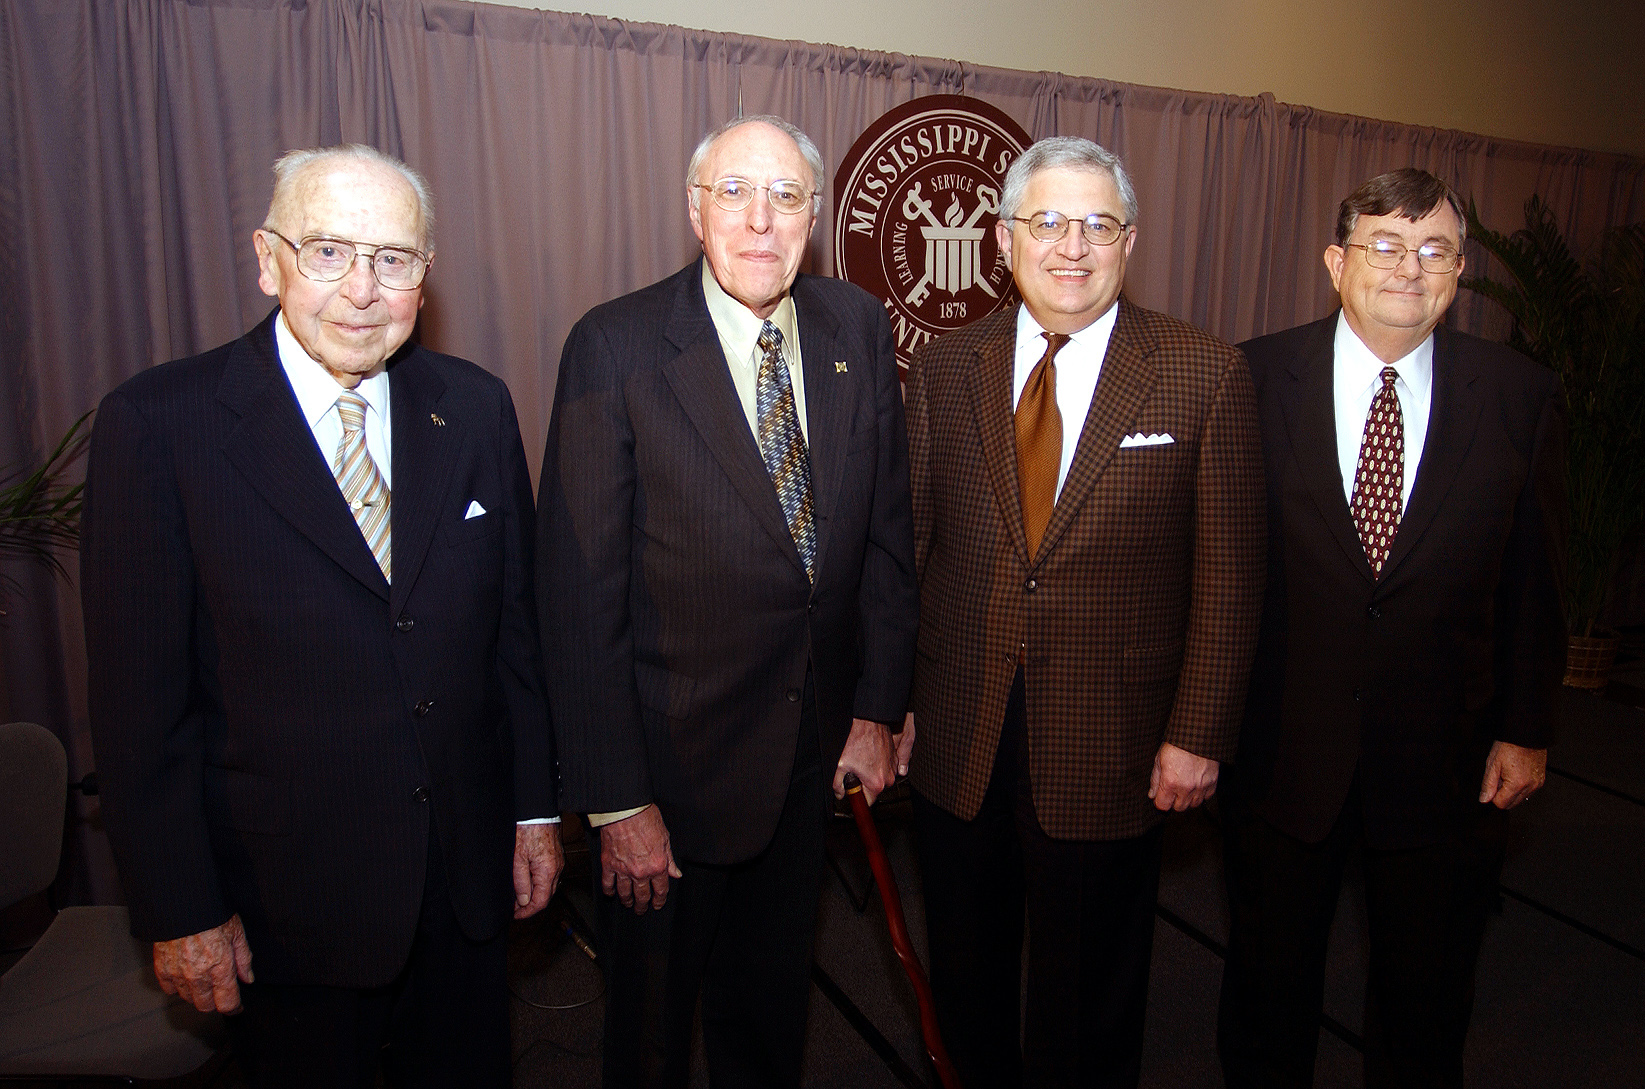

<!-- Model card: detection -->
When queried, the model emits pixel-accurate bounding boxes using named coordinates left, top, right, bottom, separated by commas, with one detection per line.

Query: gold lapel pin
left=430, top=413, right=446, bottom=426
left=835, top=361, right=848, bottom=373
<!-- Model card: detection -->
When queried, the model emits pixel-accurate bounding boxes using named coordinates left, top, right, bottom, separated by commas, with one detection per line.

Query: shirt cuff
left=586, top=805, right=651, bottom=828
left=516, top=817, right=562, bottom=825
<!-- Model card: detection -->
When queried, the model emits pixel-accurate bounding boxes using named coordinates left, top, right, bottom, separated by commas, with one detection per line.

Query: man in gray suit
left=537, top=115, right=918, bottom=1087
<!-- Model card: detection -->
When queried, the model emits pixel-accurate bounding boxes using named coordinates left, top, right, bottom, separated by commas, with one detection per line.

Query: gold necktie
left=1015, top=332, right=1070, bottom=556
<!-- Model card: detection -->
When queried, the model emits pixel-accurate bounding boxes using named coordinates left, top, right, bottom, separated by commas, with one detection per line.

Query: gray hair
left=686, top=115, right=825, bottom=214
left=265, top=143, right=435, bottom=251
left=998, top=136, right=1138, bottom=227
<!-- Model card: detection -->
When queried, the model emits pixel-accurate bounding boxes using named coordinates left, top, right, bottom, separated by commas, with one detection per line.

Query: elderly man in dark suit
left=903, top=135, right=1266, bottom=1088
left=1218, top=168, right=1567, bottom=1089
left=81, top=144, right=560, bottom=1088
left=537, top=115, right=918, bottom=1088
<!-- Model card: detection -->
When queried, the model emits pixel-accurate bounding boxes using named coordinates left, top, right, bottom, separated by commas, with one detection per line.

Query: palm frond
left=0, top=412, right=91, bottom=598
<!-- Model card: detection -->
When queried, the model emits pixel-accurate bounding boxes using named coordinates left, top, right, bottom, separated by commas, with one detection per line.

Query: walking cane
left=842, top=773, right=964, bottom=1089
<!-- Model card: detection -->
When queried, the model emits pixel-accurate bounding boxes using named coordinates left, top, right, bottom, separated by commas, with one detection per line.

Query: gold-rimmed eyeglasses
left=1009, top=210, right=1131, bottom=246
left=692, top=177, right=817, bottom=216
left=1345, top=239, right=1461, bottom=274
left=264, top=230, right=431, bottom=289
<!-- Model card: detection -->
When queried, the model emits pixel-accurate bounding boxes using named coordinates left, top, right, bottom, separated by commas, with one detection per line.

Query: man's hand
left=1149, top=742, right=1219, bottom=811
left=894, top=712, right=916, bottom=779
left=834, top=717, right=897, bottom=804
left=152, top=914, right=254, bottom=1014
left=1480, top=741, right=1547, bottom=809
left=600, top=805, right=682, bottom=914
left=513, top=822, right=565, bottom=919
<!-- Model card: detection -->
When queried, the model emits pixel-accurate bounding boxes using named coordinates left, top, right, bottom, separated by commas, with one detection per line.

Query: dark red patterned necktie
left=1350, top=366, right=1404, bottom=578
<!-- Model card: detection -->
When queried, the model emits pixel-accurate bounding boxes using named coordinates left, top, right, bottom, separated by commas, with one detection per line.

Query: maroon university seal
left=833, top=95, right=1033, bottom=373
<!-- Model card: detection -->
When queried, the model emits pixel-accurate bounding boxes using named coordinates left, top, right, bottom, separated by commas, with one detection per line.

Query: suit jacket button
left=1024, top=578, right=1038, bottom=592
left=415, top=699, right=434, bottom=716
left=1366, top=605, right=1381, bottom=619
left=1352, top=689, right=1363, bottom=702
left=412, top=786, right=429, bottom=803
left=786, top=689, right=801, bottom=702
left=396, top=615, right=414, bottom=632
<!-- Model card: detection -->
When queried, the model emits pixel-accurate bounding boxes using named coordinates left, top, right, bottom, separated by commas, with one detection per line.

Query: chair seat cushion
left=0, top=906, right=226, bottom=1078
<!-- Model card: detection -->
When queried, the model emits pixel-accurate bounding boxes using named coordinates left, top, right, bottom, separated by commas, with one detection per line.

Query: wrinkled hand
left=834, top=717, right=897, bottom=804
left=1479, top=741, right=1547, bottom=809
left=1149, top=742, right=1219, bottom=811
left=894, top=712, right=916, bottom=779
left=153, top=914, right=254, bottom=1014
left=600, top=805, right=682, bottom=914
left=513, top=822, right=565, bottom=919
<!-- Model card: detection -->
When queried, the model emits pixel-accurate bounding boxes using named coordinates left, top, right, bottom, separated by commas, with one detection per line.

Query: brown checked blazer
left=905, top=298, right=1265, bottom=841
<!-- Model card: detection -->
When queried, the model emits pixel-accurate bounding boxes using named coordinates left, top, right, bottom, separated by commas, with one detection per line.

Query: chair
left=0, top=721, right=227, bottom=1083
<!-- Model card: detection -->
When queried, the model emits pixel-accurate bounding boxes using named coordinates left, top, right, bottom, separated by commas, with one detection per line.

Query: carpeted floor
left=7, top=655, right=1639, bottom=1088
left=500, top=674, right=1644, bottom=1088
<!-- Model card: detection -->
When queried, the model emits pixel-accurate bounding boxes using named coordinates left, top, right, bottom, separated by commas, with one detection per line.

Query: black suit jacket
left=1232, top=314, right=1566, bottom=849
left=81, top=311, right=555, bottom=987
left=537, top=260, right=918, bottom=865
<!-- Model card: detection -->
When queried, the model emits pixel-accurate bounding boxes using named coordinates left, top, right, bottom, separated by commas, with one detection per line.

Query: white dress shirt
left=702, top=261, right=808, bottom=443
left=1012, top=301, right=1118, bottom=499
left=1332, top=311, right=1433, bottom=509
left=274, top=310, right=392, bottom=485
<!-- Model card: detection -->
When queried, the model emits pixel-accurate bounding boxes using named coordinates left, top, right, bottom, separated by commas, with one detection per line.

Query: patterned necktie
left=756, top=321, right=817, bottom=580
left=333, top=391, right=392, bottom=580
left=1015, top=331, right=1070, bottom=556
left=1349, top=366, right=1404, bottom=578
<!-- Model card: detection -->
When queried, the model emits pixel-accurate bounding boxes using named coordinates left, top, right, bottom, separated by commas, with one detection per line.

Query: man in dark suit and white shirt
left=537, top=115, right=918, bottom=1087
left=1218, top=168, right=1567, bottom=1088
left=81, top=144, right=561, bottom=1087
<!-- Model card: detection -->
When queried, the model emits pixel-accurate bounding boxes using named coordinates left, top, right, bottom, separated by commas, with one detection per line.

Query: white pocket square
left=1119, top=432, right=1174, bottom=448
left=463, top=500, right=487, bottom=519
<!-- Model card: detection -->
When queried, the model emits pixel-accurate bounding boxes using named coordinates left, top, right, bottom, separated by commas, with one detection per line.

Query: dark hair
left=1335, top=168, right=1465, bottom=247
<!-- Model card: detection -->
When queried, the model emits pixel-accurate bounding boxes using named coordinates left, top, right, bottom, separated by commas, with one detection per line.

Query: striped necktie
left=756, top=321, right=817, bottom=580
left=333, top=391, right=392, bottom=580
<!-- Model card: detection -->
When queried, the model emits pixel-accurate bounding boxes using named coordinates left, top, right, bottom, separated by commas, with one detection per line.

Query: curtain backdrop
left=3, top=0, right=1642, bottom=902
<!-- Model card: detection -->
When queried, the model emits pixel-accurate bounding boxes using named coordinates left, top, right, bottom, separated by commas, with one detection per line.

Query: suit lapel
left=1379, top=326, right=1482, bottom=584
left=794, top=280, right=851, bottom=577
left=1036, top=296, right=1156, bottom=563
left=965, top=310, right=1031, bottom=565
left=1278, top=315, right=1374, bottom=581
left=218, top=314, right=390, bottom=600
left=660, top=265, right=807, bottom=576
left=385, top=349, right=455, bottom=612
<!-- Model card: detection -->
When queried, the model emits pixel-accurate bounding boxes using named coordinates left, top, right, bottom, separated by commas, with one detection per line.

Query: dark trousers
left=227, top=833, right=511, bottom=1089
left=1218, top=780, right=1507, bottom=1089
left=599, top=693, right=828, bottom=1089
left=913, top=675, right=1164, bottom=1089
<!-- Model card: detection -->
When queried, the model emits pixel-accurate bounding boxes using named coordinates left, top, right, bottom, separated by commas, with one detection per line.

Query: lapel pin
left=430, top=413, right=446, bottom=426
left=835, top=361, right=848, bottom=373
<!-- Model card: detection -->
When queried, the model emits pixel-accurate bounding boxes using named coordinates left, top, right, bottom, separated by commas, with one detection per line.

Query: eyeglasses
left=692, top=177, right=816, bottom=216
left=264, top=230, right=430, bottom=289
left=1009, top=211, right=1131, bottom=247
left=1345, top=239, right=1461, bottom=274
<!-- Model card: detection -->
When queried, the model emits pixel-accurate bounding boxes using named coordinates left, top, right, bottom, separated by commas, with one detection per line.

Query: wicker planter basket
left=1564, top=634, right=1620, bottom=689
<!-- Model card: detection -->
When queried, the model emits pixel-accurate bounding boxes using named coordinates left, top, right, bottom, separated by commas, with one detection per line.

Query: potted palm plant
left=1462, top=197, right=1645, bottom=687
left=0, top=414, right=89, bottom=613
